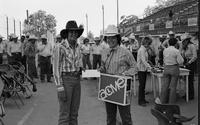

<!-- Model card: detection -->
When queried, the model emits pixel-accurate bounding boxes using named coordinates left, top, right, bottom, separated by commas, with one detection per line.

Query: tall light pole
left=117, top=0, right=119, bottom=27
left=102, top=5, right=105, bottom=34
left=86, top=13, right=88, bottom=36
left=14, top=19, right=16, bottom=35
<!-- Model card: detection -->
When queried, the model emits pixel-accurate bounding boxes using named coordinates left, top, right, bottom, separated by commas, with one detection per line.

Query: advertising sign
left=188, top=17, right=197, bottom=26
left=136, top=25, right=140, bottom=32
left=166, top=21, right=173, bottom=28
left=98, top=73, right=132, bottom=106
left=149, top=24, right=154, bottom=30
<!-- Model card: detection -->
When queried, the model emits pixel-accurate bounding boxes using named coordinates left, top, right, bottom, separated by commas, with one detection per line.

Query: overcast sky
left=0, top=0, right=156, bottom=37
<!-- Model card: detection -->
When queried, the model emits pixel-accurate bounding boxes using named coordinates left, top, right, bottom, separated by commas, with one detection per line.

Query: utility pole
left=14, top=19, right=16, bottom=35
left=6, top=17, right=9, bottom=39
left=86, top=13, right=88, bottom=36
left=26, top=10, right=29, bottom=23
left=20, top=21, right=22, bottom=37
left=102, top=5, right=105, bottom=34
left=117, top=0, right=119, bottom=27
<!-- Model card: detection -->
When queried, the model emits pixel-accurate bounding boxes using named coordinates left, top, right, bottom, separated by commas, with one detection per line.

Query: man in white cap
left=161, top=31, right=175, bottom=49
left=91, top=37, right=103, bottom=69
left=38, top=34, right=53, bottom=83
left=7, top=34, right=22, bottom=63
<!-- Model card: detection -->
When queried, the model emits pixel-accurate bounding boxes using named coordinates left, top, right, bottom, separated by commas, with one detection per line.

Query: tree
left=143, top=0, right=186, bottom=17
left=23, top=10, right=56, bottom=37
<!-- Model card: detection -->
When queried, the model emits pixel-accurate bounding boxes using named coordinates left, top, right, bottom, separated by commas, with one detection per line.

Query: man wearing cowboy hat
left=38, top=34, right=53, bottom=83
left=161, top=31, right=176, bottom=49
left=91, top=37, right=103, bottom=69
left=7, top=34, right=22, bottom=63
left=55, top=20, right=84, bottom=125
left=24, top=34, right=38, bottom=92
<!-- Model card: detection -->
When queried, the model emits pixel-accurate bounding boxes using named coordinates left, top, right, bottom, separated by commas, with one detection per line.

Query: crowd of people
left=0, top=19, right=198, bottom=125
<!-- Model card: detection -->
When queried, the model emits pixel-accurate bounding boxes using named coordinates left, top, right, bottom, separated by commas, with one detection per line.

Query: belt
left=62, top=71, right=80, bottom=77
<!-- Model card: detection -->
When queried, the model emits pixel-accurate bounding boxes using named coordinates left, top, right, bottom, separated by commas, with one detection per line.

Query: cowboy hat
left=129, top=33, right=136, bottom=39
left=65, top=20, right=84, bottom=38
left=168, top=31, right=175, bottom=35
left=104, top=25, right=119, bottom=37
left=28, top=34, right=37, bottom=40
left=41, top=34, right=47, bottom=39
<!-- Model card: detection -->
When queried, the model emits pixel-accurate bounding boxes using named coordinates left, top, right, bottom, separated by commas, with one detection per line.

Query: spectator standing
left=24, top=35, right=38, bottom=83
left=91, top=37, right=103, bottom=69
left=7, top=34, right=22, bottom=63
left=38, top=34, right=53, bottom=83
left=137, top=36, right=152, bottom=106
left=160, top=38, right=184, bottom=104
left=81, top=38, right=92, bottom=69
left=181, top=33, right=197, bottom=100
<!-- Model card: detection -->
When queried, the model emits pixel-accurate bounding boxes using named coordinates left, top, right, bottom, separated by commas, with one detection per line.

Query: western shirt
left=58, top=39, right=83, bottom=74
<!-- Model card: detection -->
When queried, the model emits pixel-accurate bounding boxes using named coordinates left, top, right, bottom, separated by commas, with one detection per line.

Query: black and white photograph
left=0, top=0, right=199, bottom=124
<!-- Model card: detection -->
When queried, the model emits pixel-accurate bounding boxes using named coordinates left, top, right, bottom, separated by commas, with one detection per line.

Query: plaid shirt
left=58, top=39, right=82, bottom=73
left=100, top=45, right=137, bottom=76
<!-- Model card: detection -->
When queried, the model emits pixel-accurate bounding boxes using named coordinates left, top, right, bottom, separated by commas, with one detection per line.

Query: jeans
left=185, top=61, right=195, bottom=99
left=92, top=54, right=101, bottom=69
left=160, top=65, right=179, bottom=104
left=58, top=74, right=81, bottom=125
left=138, top=71, right=147, bottom=104
left=39, top=55, right=52, bottom=81
left=105, top=102, right=132, bottom=125
left=82, top=54, right=92, bottom=69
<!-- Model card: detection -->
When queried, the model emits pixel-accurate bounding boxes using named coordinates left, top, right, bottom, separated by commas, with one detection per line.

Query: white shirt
left=8, top=41, right=22, bottom=55
left=163, top=46, right=184, bottom=65
left=38, top=42, right=52, bottom=57
left=91, top=44, right=103, bottom=55
left=137, top=45, right=151, bottom=71
left=81, top=44, right=91, bottom=54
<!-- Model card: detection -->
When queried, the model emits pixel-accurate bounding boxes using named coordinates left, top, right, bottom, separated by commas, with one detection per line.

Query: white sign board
left=82, top=70, right=100, bottom=78
left=188, top=17, right=197, bottom=26
left=149, top=24, right=154, bottom=30
left=136, top=25, right=140, bottom=32
left=166, top=21, right=173, bottom=29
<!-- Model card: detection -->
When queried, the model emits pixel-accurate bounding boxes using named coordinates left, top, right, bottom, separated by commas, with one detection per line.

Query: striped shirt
left=100, top=45, right=137, bottom=76
left=58, top=39, right=83, bottom=73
